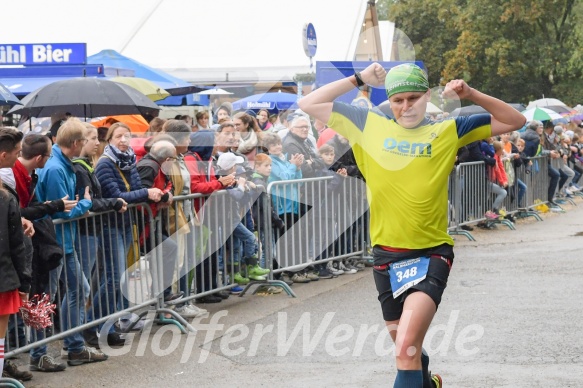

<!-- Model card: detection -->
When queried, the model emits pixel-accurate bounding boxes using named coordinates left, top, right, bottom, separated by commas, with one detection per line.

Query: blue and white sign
left=302, top=23, right=317, bottom=58
left=388, top=257, right=430, bottom=298
left=0, top=43, right=87, bottom=65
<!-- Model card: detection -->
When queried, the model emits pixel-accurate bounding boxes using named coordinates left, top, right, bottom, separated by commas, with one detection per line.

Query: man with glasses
left=282, top=115, right=326, bottom=178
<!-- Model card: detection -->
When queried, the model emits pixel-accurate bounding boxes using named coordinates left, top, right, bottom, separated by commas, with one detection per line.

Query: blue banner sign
left=0, top=43, right=87, bottom=65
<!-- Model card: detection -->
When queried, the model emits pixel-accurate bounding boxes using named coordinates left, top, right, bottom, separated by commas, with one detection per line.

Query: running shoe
left=431, top=373, right=442, bottom=387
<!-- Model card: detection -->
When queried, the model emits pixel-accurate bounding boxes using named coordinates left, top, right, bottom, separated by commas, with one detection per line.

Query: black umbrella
left=8, top=77, right=160, bottom=118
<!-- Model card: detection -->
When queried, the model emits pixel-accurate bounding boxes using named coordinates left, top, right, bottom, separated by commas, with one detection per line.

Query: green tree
left=380, top=0, right=583, bottom=105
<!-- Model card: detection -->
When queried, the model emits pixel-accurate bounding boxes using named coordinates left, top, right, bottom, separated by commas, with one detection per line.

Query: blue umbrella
left=87, top=49, right=205, bottom=96
left=0, top=81, right=21, bottom=106
left=232, top=92, right=299, bottom=113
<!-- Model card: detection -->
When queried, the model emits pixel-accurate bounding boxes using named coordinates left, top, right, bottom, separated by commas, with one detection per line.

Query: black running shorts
left=373, top=256, right=451, bottom=321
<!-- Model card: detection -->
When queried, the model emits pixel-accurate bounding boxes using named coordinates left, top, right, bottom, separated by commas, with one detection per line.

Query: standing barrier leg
left=0, top=378, right=25, bottom=388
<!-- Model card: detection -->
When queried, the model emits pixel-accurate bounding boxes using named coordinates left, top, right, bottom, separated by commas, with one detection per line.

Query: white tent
left=1, top=0, right=370, bottom=85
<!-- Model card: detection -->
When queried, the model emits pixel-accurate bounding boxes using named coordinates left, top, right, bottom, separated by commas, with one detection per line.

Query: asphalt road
left=19, top=199, right=583, bottom=388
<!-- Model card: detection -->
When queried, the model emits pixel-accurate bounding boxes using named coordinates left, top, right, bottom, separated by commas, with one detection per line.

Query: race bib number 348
left=388, top=257, right=430, bottom=299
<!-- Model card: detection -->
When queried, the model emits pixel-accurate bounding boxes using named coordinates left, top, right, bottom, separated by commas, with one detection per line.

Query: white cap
left=217, top=152, right=244, bottom=171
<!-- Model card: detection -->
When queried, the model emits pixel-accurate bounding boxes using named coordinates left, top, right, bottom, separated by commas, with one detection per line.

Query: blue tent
left=87, top=49, right=208, bottom=106
left=231, top=92, right=298, bottom=113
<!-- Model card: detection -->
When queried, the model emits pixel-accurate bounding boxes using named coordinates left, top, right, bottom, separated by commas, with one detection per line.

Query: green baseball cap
left=385, top=64, right=429, bottom=98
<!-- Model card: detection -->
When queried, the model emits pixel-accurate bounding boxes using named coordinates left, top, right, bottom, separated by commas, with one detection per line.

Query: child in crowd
left=316, top=145, right=359, bottom=275
left=251, top=154, right=285, bottom=266
left=250, top=153, right=286, bottom=292
left=215, top=152, right=269, bottom=286
left=262, top=133, right=311, bottom=283
left=485, top=141, right=508, bottom=219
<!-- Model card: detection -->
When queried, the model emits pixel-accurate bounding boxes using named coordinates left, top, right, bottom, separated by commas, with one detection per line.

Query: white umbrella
left=526, top=98, right=569, bottom=110
left=197, top=88, right=232, bottom=95
left=521, top=107, right=563, bottom=121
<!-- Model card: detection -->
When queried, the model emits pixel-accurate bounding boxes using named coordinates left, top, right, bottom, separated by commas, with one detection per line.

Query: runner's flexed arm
left=298, top=63, right=386, bottom=124
left=443, top=79, right=526, bottom=136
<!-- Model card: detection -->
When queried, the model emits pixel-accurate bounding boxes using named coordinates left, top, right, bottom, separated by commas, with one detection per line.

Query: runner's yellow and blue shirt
left=328, top=102, right=491, bottom=250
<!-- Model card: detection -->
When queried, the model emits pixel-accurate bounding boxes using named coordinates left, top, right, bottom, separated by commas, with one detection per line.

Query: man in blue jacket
left=35, top=118, right=108, bottom=369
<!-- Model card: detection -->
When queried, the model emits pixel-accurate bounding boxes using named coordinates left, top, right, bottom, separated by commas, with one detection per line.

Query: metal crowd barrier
left=6, top=157, right=576, bottom=358
left=265, top=176, right=369, bottom=278
left=5, top=203, right=168, bottom=358
left=449, top=156, right=553, bottom=240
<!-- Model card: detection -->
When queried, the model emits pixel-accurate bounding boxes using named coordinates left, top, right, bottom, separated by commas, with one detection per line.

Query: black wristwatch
left=354, top=71, right=365, bottom=87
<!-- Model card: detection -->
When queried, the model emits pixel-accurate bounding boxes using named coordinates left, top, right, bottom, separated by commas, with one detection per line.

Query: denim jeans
left=548, top=165, right=560, bottom=201
left=76, top=234, right=98, bottom=300
left=488, top=182, right=507, bottom=211
left=88, top=224, right=132, bottom=334
left=559, top=165, right=574, bottom=191
left=30, top=268, right=61, bottom=360
left=232, top=222, right=257, bottom=262
left=517, top=179, right=527, bottom=207
left=32, top=252, right=87, bottom=355
left=258, top=228, right=276, bottom=268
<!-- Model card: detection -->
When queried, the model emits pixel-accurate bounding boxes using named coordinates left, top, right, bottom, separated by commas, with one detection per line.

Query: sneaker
left=317, top=267, right=334, bottom=279
left=230, top=285, right=244, bottom=295
left=549, top=204, right=564, bottom=212
left=67, top=346, right=108, bottom=366
left=247, top=264, right=270, bottom=276
left=476, top=221, right=495, bottom=230
left=163, top=292, right=184, bottom=302
left=460, top=224, right=474, bottom=231
left=118, top=317, right=146, bottom=332
left=196, top=295, right=222, bottom=303
left=247, top=272, right=267, bottom=281
left=338, top=261, right=357, bottom=274
left=484, top=211, right=499, bottom=220
left=83, top=329, right=100, bottom=347
left=276, top=275, right=294, bottom=286
left=29, top=355, right=67, bottom=372
left=304, top=271, right=320, bottom=281
left=3, top=360, right=33, bottom=381
left=233, top=272, right=250, bottom=285
left=327, top=261, right=343, bottom=276
left=255, top=285, right=283, bottom=294
left=354, top=261, right=366, bottom=270
left=105, top=332, right=126, bottom=347
left=175, top=304, right=208, bottom=318
left=217, top=290, right=230, bottom=299
left=290, top=272, right=311, bottom=283
left=431, top=373, right=443, bottom=388
left=565, top=188, right=574, bottom=196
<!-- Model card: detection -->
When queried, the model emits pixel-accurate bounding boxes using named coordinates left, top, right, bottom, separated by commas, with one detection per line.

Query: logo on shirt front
left=383, top=138, right=432, bottom=157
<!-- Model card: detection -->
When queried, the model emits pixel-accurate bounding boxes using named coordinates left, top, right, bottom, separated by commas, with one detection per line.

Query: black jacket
left=0, top=189, right=30, bottom=293
left=251, top=173, right=284, bottom=230
left=282, top=132, right=326, bottom=178
left=73, top=157, right=123, bottom=234
left=326, top=135, right=363, bottom=179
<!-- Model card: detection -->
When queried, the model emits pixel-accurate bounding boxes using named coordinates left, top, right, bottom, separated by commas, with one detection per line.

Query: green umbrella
left=521, top=107, right=563, bottom=122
